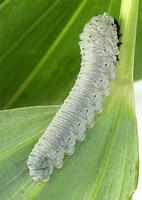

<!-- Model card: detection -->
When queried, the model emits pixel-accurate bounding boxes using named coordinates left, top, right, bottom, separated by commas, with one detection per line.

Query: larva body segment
left=47, top=127, right=76, bottom=156
left=35, top=133, right=65, bottom=169
left=63, top=99, right=93, bottom=125
left=76, top=75, right=110, bottom=97
left=65, top=95, right=95, bottom=128
left=55, top=110, right=86, bottom=142
left=27, top=12, right=120, bottom=182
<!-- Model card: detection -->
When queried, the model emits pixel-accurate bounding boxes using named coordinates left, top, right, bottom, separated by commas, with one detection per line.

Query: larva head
left=91, top=16, right=100, bottom=24
left=27, top=153, right=53, bottom=182
left=89, top=21, right=115, bottom=40
left=91, top=15, right=107, bottom=28
left=98, top=13, right=118, bottom=39
left=103, top=12, right=115, bottom=27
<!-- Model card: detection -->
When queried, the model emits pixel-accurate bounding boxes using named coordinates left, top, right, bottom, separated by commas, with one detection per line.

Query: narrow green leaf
left=134, top=0, right=142, bottom=80
left=0, top=0, right=121, bottom=109
left=117, top=0, right=139, bottom=81
left=0, top=0, right=4, bottom=4
left=0, top=91, right=138, bottom=199
left=0, top=106, right=59, bottom=200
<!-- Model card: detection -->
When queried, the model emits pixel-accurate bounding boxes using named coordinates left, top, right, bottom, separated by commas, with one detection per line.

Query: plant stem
left=117, top=0, right=139, bottom=82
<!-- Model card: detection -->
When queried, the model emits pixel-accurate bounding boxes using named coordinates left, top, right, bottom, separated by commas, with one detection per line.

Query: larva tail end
left=27, top=154, right=54, bottom=181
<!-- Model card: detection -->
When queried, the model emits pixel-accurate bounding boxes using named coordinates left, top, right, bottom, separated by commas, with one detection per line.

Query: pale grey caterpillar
left=27, top=12, right=120, bottom=182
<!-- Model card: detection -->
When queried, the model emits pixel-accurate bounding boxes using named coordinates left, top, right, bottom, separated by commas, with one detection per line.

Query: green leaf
left=0, top=0, right=141, bottom=109
left=0, top=0, right=121, bottom=109
left=0, top=93, right=138, bottom=200
left=0, top=0, right=4, bottom=4
left=134, top=0, right=142, bottom=80
left=0, top=106, right=59, bottom=199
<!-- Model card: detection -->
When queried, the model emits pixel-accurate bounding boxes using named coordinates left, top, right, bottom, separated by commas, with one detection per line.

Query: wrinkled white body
left=27, top=12, right=119, bottom=182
